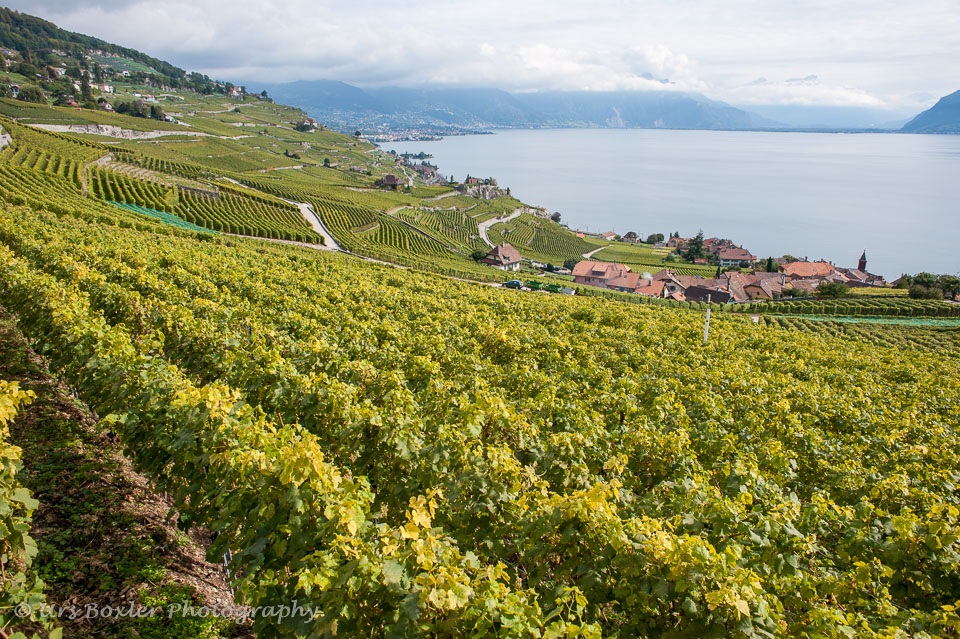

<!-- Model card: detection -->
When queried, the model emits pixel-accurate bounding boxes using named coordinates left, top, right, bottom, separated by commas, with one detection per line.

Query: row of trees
left=114, top=100, right=165, bottom=120
left=897, top=272, right=960, bottom=300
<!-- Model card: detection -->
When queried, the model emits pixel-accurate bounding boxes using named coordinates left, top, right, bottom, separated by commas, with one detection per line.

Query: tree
left=52, top=92, right=75, bottom=106
left=16, top=62, right=39, bottom=77
left=470, top=249, right=488, bottom=262
left=682, top=230, right=705, bottom=261
left=323, top=158, right=331, bottom=167
left=546, top=263, right=556, bottom=272
left=645, top=233, right=664, bottom=244
left=913, top=272, right=937, bottom=289
left=715, top=266, right=722, bottom=279
left=16, top=84, right=45, bottom=104
left=909, top=284, right=943, bottom=300
left=550, top=212, right=562, bottom=223
left=939, top=275, right=960, bottom=299
left=765, top=257, right=776, bottom=272
left=260, top=89, right=269, bottom=99
left=354, top=130, right=363, bottom=137
left=149, top=104, right=165, bottom=120
left=563, top=258, right=580, bottom=271
left=94, top=62, right=103, bottom=83
left=816, top=281, right=849, bottom=298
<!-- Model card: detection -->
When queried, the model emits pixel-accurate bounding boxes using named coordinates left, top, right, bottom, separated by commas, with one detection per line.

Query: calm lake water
left=387, top=129, right=960, bottom=279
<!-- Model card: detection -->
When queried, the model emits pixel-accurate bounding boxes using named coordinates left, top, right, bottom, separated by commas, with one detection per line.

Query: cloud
left=7, top=0, right=960, bottom=109
left=728, top=75, right=886, bottom=107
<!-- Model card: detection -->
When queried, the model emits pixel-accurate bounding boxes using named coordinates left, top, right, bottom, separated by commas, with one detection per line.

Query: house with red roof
left=572, top=260, right=631, bottom=288
left=717, top=247, right=756, bottom=267
left=481, top=243, right=523, bottom=271
left=781, top=260, right=837, bottom=278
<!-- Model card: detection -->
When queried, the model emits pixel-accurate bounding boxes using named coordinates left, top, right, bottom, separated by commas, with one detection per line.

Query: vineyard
left=762, top=315, right=960, bottom=356
left=84, top=165, right=321, bottom=241
left=487, top=213, right=597, bottom=263
left=590, top=243, right=720, bottom=277
left=737, top=296, right=960, bottom=318
left=1, top=198, right=958, bottom=637
left=395, top=207, right=487, bottom=253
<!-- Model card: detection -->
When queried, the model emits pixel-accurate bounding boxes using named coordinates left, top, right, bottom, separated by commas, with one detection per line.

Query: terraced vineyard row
left=110, top=201, right=218, bottom=235
left=177, top=189, right=320, bottom=241
left=0, top=145, right=83, bottom=186
left=89, top=168, right=321, bottom=241
left=589, top=242, right=671, bottom=262
left=590, top=244, right=719, bottom=277
left=0, top=117, right=108, bottom=165
left=396, top=208, right=486, bottom=253
left=1, top=201, right=958, bottom=638
left=763, top=315, right=960, bottom=356
left=112, top=151, right=206, bottom=179
left=309, top=196, right=450, bottom=257
left=741, top=296, right=960, bottom=318
left=487, top=213, right=595, bottom=263
left=89, top=167, right=175, bottom=211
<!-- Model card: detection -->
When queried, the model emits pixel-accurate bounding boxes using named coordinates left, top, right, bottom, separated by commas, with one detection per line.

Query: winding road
left=477, top=209, right=524, bottom=248
left=281, top=199, right=341, bottom=251
left=582, top=245, right=609, bottom=259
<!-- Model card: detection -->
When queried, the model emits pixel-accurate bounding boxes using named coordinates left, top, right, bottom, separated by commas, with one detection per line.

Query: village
left=480, top=229, right=890, bottom=303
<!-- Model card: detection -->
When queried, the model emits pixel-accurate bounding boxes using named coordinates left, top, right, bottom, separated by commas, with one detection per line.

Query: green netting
left=110, top=201, right=216, bottom=235
left=767, top=314, right=960, bottom=327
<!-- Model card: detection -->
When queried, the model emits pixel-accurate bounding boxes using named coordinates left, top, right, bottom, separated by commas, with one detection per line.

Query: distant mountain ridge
left=901, top=90, right=960, bottom=133
left=264, top=80, right=778, bottom=131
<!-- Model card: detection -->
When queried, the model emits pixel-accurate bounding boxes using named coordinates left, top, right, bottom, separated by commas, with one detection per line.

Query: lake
left=387, top=129, right=960, bottom=279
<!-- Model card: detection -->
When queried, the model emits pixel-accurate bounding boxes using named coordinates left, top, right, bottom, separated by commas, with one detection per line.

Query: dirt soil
left=0, top=306, right=251, bottom=638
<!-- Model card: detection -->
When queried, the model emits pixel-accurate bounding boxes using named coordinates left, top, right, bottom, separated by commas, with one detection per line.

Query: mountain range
left=1, top=6, right=956, bottom=136
left=259, top=79, right=960, bottom=134
left=261, top=80, right=778, bottom=132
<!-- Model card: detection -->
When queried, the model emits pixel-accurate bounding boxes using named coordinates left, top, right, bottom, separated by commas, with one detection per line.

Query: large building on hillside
left=572, top=261, right=631, bottom=288
left=717, top=247, right=756, bottom=267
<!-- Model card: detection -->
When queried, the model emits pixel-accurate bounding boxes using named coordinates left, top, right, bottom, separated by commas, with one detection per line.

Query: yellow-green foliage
left=487, top=212, right=595, bottom=263
left=1, top=200, right=959, bottom=638
left=0, top=379, right=58, bottom=636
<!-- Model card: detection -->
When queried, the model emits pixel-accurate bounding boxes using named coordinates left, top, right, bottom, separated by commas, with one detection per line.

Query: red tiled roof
left=571, top=260, right=630, bottom=279
left=635, top=279, right=666, bottom=297
left=607, top=272, right=643, bottom=289
left=782, top=261, right=836, bottom=278
left=482, top=243, right=522, bottom=266
left=717, top=247, right=756, bottom=262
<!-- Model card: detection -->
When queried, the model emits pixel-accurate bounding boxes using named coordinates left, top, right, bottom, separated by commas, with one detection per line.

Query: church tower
left=858, top=250, right=867, bottom=272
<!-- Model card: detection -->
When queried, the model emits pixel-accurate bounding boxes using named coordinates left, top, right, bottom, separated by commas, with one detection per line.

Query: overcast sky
left=10, top=0, right=960, bottom=110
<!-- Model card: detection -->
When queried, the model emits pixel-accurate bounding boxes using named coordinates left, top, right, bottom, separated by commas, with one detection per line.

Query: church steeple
left=858, top=250, right=867, bottom=272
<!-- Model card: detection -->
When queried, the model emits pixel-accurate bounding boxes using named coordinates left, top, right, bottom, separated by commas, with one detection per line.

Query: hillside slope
left=901, top=90, right=960, bottom=133
left=0, top=9, right=959, bottom=639
left=0, top=6, right=184, bottom=80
